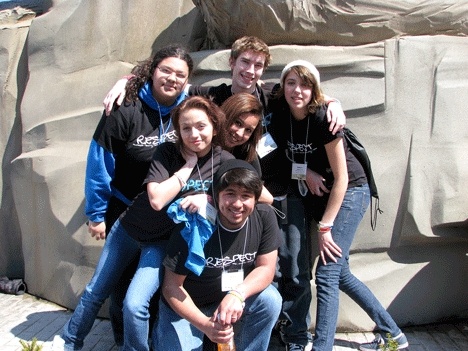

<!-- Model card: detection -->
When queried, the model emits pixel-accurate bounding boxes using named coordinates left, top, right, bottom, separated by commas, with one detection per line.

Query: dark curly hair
left=125, top=44, right=193, bottom=102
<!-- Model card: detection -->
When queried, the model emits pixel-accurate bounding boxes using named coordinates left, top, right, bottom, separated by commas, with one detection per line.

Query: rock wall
left=1, top=0, right=467, bottom=330
left=194, top=0, right=468, bottom=48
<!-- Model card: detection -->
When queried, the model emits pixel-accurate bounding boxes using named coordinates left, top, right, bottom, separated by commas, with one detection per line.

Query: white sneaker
left=51, top=335, right=65, bottom=351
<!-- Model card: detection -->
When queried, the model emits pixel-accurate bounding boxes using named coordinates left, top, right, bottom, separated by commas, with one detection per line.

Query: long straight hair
left=221, top=93, right=263, bottom=163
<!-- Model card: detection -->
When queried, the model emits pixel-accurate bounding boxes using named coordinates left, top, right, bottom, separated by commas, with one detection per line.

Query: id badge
left=198, top=200, right=217, bottom=226
left=221, top=269, right=244, bottom=292
left=256, top=132, right=277, bottom=158
left=291, top=163, right=307, bottom=180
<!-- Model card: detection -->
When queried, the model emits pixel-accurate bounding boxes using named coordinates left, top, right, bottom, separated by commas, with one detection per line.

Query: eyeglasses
left=157, top=66, right=188, bottom=84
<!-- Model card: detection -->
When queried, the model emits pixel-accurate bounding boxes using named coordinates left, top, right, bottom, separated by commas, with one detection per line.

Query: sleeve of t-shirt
left=188, top=84, right=231, bottom=106
left=144, top=143, right=180, bottom=184
left=251, top=154, right=262, bottom=178
left=255, top=203, right=283, bottom=255
left=314, top=106, right=344, bottom=146
left=85, top=108, right=131, bottom=222
left=188, top=84, right=213, bottom=98
left=163, top=228, right=191, bottom=275
left=93, top=107, right=130, bottom=154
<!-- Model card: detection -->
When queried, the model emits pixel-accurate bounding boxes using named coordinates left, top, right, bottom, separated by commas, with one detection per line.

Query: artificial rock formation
left=1, top=0, right=467, bottom=330
left=194, top=0, right=468, bottom=48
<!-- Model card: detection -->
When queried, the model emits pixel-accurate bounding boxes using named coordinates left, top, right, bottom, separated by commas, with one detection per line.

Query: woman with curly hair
left=83, top=44, right=193, bottom=348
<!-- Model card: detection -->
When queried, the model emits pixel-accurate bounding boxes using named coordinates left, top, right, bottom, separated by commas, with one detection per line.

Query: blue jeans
left=273, top=194, right=313, bottom=346
left=108, top=255, right=139, bottom=346
left=312, top=184, right=402, bottom=351
left=105, top=195, right=133, bottom=345
left=62, top=220, right=140, bottom=350
left=122, top=241, right=167, bottom=351
left=154, top=284, right=282, bottom=351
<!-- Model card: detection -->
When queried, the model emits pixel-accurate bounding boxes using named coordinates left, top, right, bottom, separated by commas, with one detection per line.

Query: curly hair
left=220, top=93, right=263, bottom=163
left=125, top=44, right=193, bottom=102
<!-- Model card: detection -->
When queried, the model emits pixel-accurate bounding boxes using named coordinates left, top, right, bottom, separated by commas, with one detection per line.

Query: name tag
left=221, top=269, right=244, bottom=292
left=256, top=132, right=277, bottom=158
left=198, top=201, right=217, bottom=226
left=291, top=163, right=307, bottom=180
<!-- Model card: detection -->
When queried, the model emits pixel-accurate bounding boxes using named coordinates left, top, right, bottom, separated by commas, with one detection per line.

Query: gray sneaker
left=359, top=332, right=409, bottom=350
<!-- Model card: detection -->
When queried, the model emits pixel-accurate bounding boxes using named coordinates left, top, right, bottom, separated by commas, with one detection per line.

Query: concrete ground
left=1, top=293, right=467, bottom=350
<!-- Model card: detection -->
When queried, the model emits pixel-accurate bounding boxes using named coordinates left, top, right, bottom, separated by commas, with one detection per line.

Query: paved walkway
left=1, top=293, right=467, bottom=350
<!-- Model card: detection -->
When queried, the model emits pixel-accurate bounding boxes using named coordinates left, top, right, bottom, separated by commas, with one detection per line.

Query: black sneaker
left=286, top=343, right=305, bottom=351
left=275, top=319, right=289, bottom=333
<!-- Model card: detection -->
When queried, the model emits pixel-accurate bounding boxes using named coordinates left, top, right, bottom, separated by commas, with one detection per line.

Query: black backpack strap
left=370, top=196, right=383, bottom=231
left=343, top=127, right=382, bottom=231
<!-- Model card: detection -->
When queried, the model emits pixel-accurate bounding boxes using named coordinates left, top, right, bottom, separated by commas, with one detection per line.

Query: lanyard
left=217, top=218, right=249, bottom=273
left=289, top=112, right=310, bottom=164
left=193, top=147, right=214, bottom=194
left=157, top=104, right=172, bottom=143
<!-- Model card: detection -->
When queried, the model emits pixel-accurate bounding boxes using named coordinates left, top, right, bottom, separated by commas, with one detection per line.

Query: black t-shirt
left=93, top=99, right=175, bottom=201
left=120, top=143, right=234, bottom=242
left=189, top=83, right=270, bottom=112
left=163, top=203, right=281, bottom=307
left=269, top=95, right=367, bottom=198
left=189, top=83, right=288, bottom=196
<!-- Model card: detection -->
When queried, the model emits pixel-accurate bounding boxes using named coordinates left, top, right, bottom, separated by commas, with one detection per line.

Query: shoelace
left=287, top=343, right=304, bottom=351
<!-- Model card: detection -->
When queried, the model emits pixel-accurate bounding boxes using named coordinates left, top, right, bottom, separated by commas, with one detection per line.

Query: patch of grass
left=379, top=333, right=399, bottom=351
left=19, top=337, right=43, bottom=351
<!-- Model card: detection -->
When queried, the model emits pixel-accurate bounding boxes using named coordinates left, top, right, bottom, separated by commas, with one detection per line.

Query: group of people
left=52, top=36, right=408, bottom=351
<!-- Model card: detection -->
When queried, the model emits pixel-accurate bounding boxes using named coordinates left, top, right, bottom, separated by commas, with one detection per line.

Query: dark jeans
left=273, top=194, right=313, bottom=346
